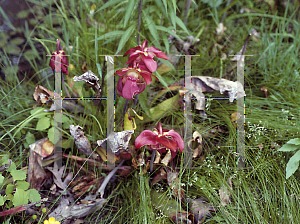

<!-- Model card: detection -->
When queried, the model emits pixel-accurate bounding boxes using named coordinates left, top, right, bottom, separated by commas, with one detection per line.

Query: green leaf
left=0, top=174, right=4, bottom=185
left=62, top=114, right=71, bottom=123
left=6, top=184, right=14, bottom=195
left=161, top=33, right=170, bottom=55
left=96, top=0, right=124, bottom=12
left=16, top=180, right=30, bottom=190
left=92, top=31, right=125, bottom=42
left=48, top=127, right=60, bottom=145
left=287, top=138, right=300, bottom=145
left=155, top=26, right=183, bottom=42
left=149, top=95, right=179, bottom=120
left=25, top=132, right=35, bottom=145
left=10, top=37, right=25, bottom=45
left=278, top=144, right=300, bottom=152
left=27, top=189, right=41, bottom=204
left=175, top=16, right=190, bottom=35
left=36, top=117, right=50, bottom=131
left=142, top=10, right=160, bottom=46
left=10, top=169, right=26, bottom=181
left=0, top=6, right=16, bottom=31
left=154, top=0, right=168, bottom=17
left=154, top=71, right=169, bottom=89
left=0, top=195, right=5, bottom=206
left=157, top=58, right=176, bottom=71
left=7, top=162, right=16, bottom=172
left=13, top=188, right=28, bottom=207
left=168, top=1, right=176, bottom=30
left=124, top=0, right=136, bottom=28
left=162, top=0, right=168, bottom=14
left=116, top=24, right=136, bottom=54
left=286, top=150, right=300, bottom=179
left=17, top=10, right=29, bottom=19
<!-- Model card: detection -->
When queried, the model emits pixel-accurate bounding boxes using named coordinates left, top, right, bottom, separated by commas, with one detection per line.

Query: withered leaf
left=97, top=130, right=134, bottom=153
left=48, top=196, right=106, bottom=221
left=73, top=70, right=101, bottom=98
left=70, top=125, right=92, bottom=157
left=27, top=138, right=53, bottom=190
left=178, top=76, right=246, bottom=117
left=219, top=178, right=233, bottom=206
left=33, top=85, right=54, bottom=104
left=191, top=197, right=216, bottom=224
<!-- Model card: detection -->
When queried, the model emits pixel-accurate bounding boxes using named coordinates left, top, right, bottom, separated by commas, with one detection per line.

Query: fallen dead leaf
left=219, top=178, right=233, bottom=206
left=191, top=197, right=216, bottom=223
left=166, top=168, right=185, bottom=200
left=28, top=138, right=53, bottom=190
left=33, top=85, right=54, bottom=105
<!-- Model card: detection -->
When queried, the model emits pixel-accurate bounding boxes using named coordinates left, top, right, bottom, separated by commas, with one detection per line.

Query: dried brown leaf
left=219, top=178, right=233, bottom=206
left=33, top=85, right=54, bottom=104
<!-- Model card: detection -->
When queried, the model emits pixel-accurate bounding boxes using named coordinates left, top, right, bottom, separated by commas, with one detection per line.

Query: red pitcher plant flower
left=135, top=123, right=184, bottom=160
left=116, top=62, right=157, bottom=100
left=124, top=39, right=168, bottom=73
left=49, top=39, right=69, bottom=75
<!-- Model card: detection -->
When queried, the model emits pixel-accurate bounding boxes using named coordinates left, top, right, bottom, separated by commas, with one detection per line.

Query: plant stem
left=134, top=0, right=143, bottom=107
left=123, top=99, right=129, bottom=117
left=61, top=74, right=71, bottom=98
left=137, top=0, right=143, bottom=45
left=150, top=150, right=155, bottom=172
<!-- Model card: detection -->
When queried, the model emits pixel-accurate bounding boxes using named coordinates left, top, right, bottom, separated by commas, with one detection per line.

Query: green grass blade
left=124, top=0, right=136, bottom=28
left=116, top=24, right=136, bottom=54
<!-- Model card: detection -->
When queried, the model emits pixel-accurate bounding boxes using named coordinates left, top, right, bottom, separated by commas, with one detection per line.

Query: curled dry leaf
left=191, top=197, right=216, bottom=224
left=219, top=178, right=233, bottom=206
left=166, top=168, right=185, bottom=200
left=216, top=23, right=227, bottom=35
left=187, top=131, right=203, bottom=158
left=73, top=70, right=101, bottom=98
left=49, top=196, right=106, bottom=221
left=161, top=149, right=172, bottom=166
left=70, top=125, right=94, bottom=158
left=47, top=164, right=73, bottom=192
left=250, top=28, right=260, bottom=41
left=261, top=86, right=268, bottom=97
left=151, top=191, right=194, bottom=224
left=28, top=138, right=53, bottom=190
left=231, top=112, right=242, bottom=129
left=33, top=85, right=54, bottom=104
left=97, top=130, right=134, bottom=154
left=178, top=76, right=246, bottom=117
left=153, top=150, right=161, bottom=164
left=151, top=167, right=167, bottom=186
left=168, top=31, right=200, bottom=55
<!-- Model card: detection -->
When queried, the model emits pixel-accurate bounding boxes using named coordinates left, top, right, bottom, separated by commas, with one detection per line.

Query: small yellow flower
left=44, top=217, right=60, bottom=224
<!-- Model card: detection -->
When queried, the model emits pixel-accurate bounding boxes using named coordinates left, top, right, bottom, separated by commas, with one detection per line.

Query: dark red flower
left=124, top=40, right=168, bottom=73
left=116, top=62, right=158, bottom=99
left=49, top=39, right=69, bottom=75
left=135, top=123, right=184, bottom=159
left=116, top=68, right=146, bottom=100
